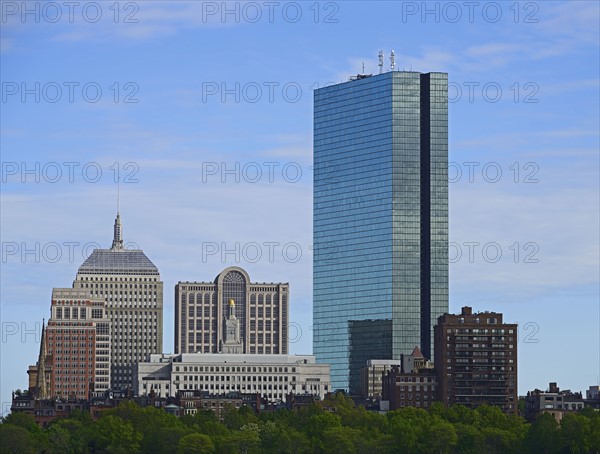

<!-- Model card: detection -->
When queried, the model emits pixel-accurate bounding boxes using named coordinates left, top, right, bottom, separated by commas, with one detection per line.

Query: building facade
left=434, top=306, right=518, bottom=414
left=361, top=346, right=432, bottom=400
left=175, top=267, right=289, bottom=355
left=313, top=68, right=448, bottom=391
left=524, top=382, right=585, bottom=422
left=134, top=353, right=330, bottom=402
left=381, top=366, right=438, bottom=411
left=72, top=213, right=164, bottom=390
left=43, top=288, right=111, bottom=398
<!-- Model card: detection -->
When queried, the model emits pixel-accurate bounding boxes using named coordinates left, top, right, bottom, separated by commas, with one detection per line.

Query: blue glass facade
left=313, top=71, right=448, bottom=392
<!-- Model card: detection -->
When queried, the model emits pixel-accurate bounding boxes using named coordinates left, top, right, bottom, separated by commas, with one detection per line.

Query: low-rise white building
left=134, top=353, right=330, bottom=402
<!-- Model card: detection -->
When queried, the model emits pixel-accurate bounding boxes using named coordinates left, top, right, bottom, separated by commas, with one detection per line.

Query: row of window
left=78, top=276, right=159, bottom=282
left=180, top=375, right=293, bottom=383
left=175, top=365, right=296, bottom=373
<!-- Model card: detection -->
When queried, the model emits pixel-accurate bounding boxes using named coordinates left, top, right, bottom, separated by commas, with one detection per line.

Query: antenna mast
left=378, top=51, right=384, bottom=74
left=390, top=50, right=395, bottom=71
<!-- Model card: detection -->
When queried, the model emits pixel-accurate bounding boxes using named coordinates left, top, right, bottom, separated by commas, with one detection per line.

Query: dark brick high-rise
left=434, top=307, right=518, bottom=414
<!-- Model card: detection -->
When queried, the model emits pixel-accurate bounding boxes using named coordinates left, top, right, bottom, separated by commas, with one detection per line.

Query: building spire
left=111, top=212, right=124, bottom=250
left=111, top=179, right=124, bottom=250
left=35, top=320, right=49, bottom=399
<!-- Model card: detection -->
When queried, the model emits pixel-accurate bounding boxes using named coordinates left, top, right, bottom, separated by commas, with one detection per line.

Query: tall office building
left=73, top=213, right=163, bottom=389
left=175, top=266, right=289, bottom=355
left=313, top=67, right=448, bottom=392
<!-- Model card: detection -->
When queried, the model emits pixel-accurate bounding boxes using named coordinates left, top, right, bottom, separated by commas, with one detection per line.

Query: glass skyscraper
left=313, top=70, right=448, bottom=393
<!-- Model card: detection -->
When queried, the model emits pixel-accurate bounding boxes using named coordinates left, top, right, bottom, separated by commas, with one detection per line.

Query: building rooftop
left=76, top=212, right=159, bottom=276
left=145, top=353, right=320, bottom=365
left=78, top=249, right=159, bottom=275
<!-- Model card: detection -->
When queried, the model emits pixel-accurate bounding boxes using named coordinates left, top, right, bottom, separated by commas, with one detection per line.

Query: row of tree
left=1, top=393, right=599, bottom=453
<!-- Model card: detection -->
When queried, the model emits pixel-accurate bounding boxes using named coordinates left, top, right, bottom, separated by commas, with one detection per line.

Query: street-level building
left=524, top=382, right=585, bottom=422
left=134, top=353, right=330, bottom=403
left=382, top=365, right=438, bottom=411
left=361, top=346, right=433, bottom=400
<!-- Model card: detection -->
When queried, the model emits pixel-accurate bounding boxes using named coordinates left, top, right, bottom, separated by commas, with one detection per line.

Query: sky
left=1, top=0, right=599, bottom=415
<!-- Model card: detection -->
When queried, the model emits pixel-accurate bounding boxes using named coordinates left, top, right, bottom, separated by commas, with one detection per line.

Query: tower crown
left=111, top=212, right=124, bottom=250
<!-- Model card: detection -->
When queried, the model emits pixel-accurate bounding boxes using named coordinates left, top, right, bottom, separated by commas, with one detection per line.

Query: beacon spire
left=111, top=212, right=124, bottom=250
left=111, top=180, right=124, bottom=250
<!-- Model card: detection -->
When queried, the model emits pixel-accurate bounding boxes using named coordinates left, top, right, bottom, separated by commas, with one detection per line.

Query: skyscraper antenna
left=362, top=62, right=365, bottom=74
left=378, top=50, right=384, bottom=74
left=390, top=50, right=395, bottom=71
left=117, top=178, right=120, bottom=214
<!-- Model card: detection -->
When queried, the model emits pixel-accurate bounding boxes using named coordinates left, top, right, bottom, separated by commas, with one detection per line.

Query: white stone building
left=134, top=353, right=330, bottom=402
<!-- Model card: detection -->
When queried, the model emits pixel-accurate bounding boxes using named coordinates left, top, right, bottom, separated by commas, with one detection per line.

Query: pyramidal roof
left=411, top=346, right=424, bottom=358
left=76, top=213, right=159, bottom=276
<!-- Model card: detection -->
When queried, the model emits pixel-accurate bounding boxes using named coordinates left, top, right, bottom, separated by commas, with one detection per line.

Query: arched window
left=222, top=270, right=247, bottom=348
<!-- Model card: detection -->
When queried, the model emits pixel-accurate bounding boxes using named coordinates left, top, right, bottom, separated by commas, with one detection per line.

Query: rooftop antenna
left=117, top=177, right=120, bottom=214
left=362, top=62, right=365, bottom=74
left=378, top=50, right=384, bottom=74
left=390, top=50, right=395, bottom=71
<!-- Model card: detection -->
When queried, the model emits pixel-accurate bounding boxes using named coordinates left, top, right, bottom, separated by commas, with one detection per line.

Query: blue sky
left=1, top=1, right=598, bottom=414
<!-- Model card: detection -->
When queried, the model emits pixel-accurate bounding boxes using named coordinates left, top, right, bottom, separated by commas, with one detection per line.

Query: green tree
left=524, top=413, right=560, bottom=454
left=444, top=404, right=480, bottom=426
left=177, top=433, right=215, bottom=453
left=87, top=415, right=142, bottom=453
left=47, top=419, right=87, bottom=453
left=476, top=405, right=510, bottom=430
left=305, top=411, right=342, bottom=450
left=217, top=426, right=260, bottom=454
left=387, top=407, right=429, bottom=453
left=259, top=421, right=311, bottom=453
left=560, top=413, right=592, bottom=454
left=223, top=405, right=257, bottom=431
left=45, top=425, right=73, bottom=454
left=453, top=422, right=484, bottom=454
left=422, top=416, right=457, bottom=454
left=157, top=426, right=194, bottom=453
left=0, top=424, right=38, bottom=454
left=321, top=426, right=362, bottom=453
left=1, top=412, right=40, bottom=434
